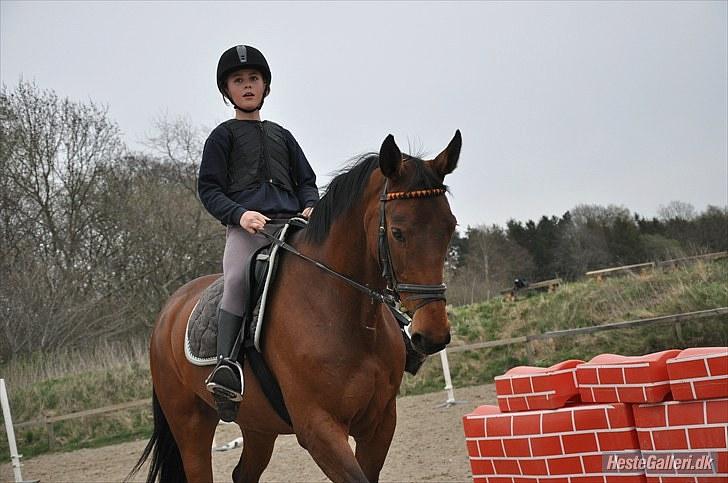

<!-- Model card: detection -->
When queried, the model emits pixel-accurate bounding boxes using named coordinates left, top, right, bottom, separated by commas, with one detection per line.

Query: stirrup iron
left=205, top=359, right=244, bottom=402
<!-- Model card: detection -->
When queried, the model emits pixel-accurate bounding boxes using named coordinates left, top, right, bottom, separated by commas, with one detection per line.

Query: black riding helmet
left=217, top=45, right=271, bottom=113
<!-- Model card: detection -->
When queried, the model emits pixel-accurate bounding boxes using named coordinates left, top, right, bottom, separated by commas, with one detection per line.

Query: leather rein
left=259, top=181, right=448, bottom=327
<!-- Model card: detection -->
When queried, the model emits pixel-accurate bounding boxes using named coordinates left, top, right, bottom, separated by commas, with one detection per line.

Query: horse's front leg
left=354, top=398, right=397, bottom=483
left=295, top=408, right=369, bottom=483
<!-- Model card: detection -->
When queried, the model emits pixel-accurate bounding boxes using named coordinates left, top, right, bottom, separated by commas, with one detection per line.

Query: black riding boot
left=402, top=330, right=427, bottom=375
left=205, top=309, right=245, bottom=419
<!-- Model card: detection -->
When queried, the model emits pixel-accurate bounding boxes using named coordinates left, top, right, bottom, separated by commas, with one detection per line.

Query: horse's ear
left=432, top=130, right=462, bottom=178
left=379, top=134, right=402, bottom=180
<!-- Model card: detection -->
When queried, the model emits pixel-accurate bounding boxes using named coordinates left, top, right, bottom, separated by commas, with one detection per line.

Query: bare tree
left=447, top=225, right=533, bottom=305
left=0, top=81, right=126, bottom=357
left=657, top=201, right=697, bottom=221
left=0, top=85, right=225, bottom=361
left=142, top=113, right=206, bottom=195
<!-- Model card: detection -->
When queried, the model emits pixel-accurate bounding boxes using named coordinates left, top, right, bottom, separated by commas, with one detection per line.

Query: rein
left=258, top=181, right=448, bottom=327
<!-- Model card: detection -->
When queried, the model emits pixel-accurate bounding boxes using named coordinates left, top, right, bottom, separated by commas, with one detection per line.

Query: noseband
left=378, top=180, right=448, bottom=317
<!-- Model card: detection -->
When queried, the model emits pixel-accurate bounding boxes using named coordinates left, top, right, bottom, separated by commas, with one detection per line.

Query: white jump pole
left=1, top=378, right=38, bottom=483
left=435, top=349, right=467, bottom=408
left=212, top=436, right=243, bottom=452
left=212, top=421, right=243, bottom=452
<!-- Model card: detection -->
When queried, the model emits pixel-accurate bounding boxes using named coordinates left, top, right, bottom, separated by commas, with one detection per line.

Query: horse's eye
left=391, top=227, right=405, bottom=242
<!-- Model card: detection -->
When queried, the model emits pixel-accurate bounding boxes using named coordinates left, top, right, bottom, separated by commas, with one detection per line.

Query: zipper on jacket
left=259, top=122, right=274, bottom=185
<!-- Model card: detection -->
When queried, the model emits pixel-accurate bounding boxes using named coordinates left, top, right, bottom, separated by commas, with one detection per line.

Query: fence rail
left=13, top=397, right=152, bottom=450
left=657, top=251, right=728, bottom=268
left=14, top=398, right=151, bottom=429
left=446, top=307, right=728, bottom=354
left=584, top=251, right=728, bottom=281
left=585, top=261, right=655, bottom=277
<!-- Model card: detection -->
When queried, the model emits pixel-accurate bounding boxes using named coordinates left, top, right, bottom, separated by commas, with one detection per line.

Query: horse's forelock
left=400, top=156, right=448, bottom=193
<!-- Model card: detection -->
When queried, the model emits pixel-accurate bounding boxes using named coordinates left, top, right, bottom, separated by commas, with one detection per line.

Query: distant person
left=197, top=45, right=319, bottom=414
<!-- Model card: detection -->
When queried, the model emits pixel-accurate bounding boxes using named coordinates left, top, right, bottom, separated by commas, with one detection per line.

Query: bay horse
left=129, top=131, right=461, bottom=482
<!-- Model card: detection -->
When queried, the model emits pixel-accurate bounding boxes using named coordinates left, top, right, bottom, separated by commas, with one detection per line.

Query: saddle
left=185, top=217, right=308, bottom=425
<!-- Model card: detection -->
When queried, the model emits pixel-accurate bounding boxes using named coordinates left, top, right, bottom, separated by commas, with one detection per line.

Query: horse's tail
left=125, top=389, right=187, bottom=483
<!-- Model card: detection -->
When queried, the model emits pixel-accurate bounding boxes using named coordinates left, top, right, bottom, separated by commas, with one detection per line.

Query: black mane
left=304, top=153, right=447, bottom=244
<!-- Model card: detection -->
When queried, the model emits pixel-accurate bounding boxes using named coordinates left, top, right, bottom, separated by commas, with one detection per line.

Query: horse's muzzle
left=410, top=331, right=451, bottom=355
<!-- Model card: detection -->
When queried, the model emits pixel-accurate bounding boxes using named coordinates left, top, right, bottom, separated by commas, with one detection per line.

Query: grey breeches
left=220, top=225, right=275, bottom=317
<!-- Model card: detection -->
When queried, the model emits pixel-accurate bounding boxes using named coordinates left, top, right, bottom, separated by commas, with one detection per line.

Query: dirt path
left=2, top=384, right=494, bottom=483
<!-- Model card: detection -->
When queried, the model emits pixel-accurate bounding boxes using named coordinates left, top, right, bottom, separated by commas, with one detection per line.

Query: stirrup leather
left=205, top=359, right=244, bottom=402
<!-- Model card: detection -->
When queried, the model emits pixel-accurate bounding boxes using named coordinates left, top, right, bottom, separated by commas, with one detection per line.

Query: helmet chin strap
left=233, top=102, right=262, bottom=113
left=229, top=86, right=269, bottom=114
left=233, top=104, right=261, bottom=114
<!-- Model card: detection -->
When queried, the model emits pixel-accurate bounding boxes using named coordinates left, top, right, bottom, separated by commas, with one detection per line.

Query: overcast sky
left=2, top=1, right=726, bottom=230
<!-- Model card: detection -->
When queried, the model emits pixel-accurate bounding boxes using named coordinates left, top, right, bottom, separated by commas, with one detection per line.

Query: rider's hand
left=301, top=206, right=314, bottom=219
left=240, top=211, right=270, bottom=234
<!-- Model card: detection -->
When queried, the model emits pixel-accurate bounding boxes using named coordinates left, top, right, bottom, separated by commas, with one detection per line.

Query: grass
left=2, top=338, right=149, bottom=389
left=1, top=343, right=152, bottom=459
left=2, top=260, right=727, bottom=458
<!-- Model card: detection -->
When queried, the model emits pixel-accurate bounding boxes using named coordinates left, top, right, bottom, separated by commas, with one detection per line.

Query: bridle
left=377, top=180, right=448, bottom=318
left=259, top=178, right=449, bottom=327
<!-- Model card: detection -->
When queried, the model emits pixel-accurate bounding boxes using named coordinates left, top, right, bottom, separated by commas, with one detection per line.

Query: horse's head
left=369, top=131, right=461, bottom=355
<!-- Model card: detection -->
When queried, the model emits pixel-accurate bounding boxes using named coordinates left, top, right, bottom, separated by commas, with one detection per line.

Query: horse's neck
left=298, top=207, right=385, bottom=321
left=324, top=217, right=380, bottom=287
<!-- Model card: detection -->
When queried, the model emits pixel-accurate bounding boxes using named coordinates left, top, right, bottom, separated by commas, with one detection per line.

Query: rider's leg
left=206, top=308, right=245, bottom=401
left=206, top=226, right=259, bottom=407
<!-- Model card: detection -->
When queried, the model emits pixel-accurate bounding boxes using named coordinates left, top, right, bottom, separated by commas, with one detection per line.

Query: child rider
left=197, top=45, right=319, bottom=417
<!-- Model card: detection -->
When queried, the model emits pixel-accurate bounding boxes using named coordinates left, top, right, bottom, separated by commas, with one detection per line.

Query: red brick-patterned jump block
left=633, top=398, right=728, bottom=483
left=666, top=347, right=728, bottom=401
left=576, top=350, right=681, bottom=403
left=463, top=403, right=645, bottom=483
left=494, top=360, right=583, bottom=412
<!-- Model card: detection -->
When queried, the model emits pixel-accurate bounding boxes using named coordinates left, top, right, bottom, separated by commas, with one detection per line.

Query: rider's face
left=225, top=69, right=267, bottom=109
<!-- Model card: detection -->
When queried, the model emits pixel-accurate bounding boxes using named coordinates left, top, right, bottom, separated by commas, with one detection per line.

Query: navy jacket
left=198, top=119, right=319, bottom=226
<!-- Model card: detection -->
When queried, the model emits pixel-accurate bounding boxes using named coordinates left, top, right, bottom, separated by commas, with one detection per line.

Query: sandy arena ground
left=2, top=384, right=495, bottom=483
